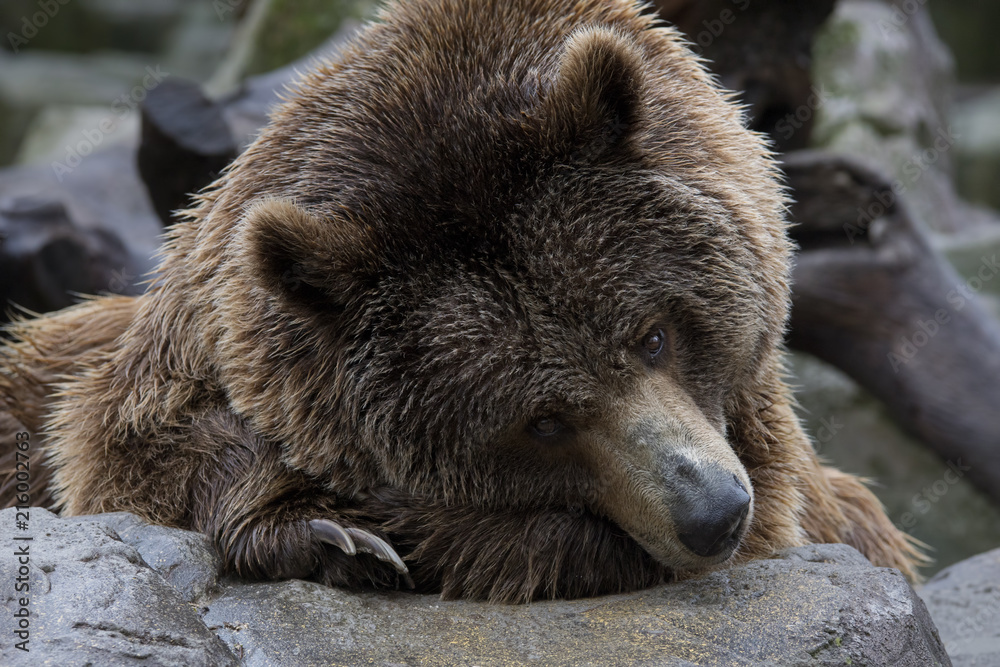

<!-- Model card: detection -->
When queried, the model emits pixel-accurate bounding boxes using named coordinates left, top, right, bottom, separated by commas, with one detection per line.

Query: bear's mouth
left=581, top=424, right=756, bottom=572
left=617, top=463, right=753, bottom=571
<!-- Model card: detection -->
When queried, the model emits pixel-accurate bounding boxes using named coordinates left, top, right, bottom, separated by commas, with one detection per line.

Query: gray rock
left=0, top=507, right=237, bottom=666
left=0, top=144, right=162, bottom=277
left=811, top=0, right=967, bottom=233
left=79, top=512, right=222, bottom=604
left=0, top=509, right=953, bottom=665
left=137, top=77, right=237, bottom=225
left=790, top=351, right=1000, bottom=577
left=203, top=543, right=949, bottom=667
left=953, top=87, right=1000, bottom=212
left=0, top=194, right=141, bottom=316
left=919, top=548, right=1000, bottom=667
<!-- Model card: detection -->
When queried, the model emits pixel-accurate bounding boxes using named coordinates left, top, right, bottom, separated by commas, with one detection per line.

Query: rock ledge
left=1, top=509, right=951, bottom=666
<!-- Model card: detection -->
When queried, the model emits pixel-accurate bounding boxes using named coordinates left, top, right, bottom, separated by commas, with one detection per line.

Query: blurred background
left=0, top=0, right=997, bottom=576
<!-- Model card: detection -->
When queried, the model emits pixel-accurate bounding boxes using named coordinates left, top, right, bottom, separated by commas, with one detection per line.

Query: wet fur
left=1, top=0, right=924, bottom=603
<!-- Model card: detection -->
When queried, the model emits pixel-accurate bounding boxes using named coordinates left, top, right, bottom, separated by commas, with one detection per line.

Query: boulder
left=789, top=351, right=1000, bottom=576
left=810, top=0, right=965, bottom=233
left=203, top=543, right=949, bottom=666
left=919, top=548, right=1000, bottom=667
left=0, top=509, right=953, bottom=666
left=0, top=508, right=237, bottom=666
left=137, top=77, right=237, bottom=225
left=0, top=193, right=141, bottom=315
left=79, top=512, right=222, bottom=605
left=0, top=144, right=163, bottom=287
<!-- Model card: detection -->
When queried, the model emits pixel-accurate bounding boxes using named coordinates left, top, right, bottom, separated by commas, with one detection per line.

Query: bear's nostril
left=676, top=470, right=751, bottom=558
left=733, top=474, right=747, bottom=493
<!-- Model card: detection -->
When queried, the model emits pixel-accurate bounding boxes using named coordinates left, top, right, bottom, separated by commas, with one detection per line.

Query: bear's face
left=231, top=162, right=763, bottom=569
left=218, top=20, right=788, bottom=573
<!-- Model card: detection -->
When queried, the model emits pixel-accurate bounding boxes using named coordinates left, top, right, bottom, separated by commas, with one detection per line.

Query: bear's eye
left=530, top=417, right=563, bottom=437
left=643, top=329, right=665, bottom=357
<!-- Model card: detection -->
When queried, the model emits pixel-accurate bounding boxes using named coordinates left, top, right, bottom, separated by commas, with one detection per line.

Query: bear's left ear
left=541, top=26, right=647, bottom=157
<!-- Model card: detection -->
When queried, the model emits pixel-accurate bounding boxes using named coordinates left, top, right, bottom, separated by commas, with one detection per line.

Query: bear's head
left=212, top=3, right=792, bottom=574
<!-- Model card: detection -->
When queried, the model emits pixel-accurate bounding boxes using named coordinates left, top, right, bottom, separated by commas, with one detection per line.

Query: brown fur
left=0, top=0, right=924, bottom=602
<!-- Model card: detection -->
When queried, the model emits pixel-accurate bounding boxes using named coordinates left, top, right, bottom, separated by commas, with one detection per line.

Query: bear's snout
left=671, top=466, right=751, bottom=558
left=583, top=388, right=757, bottom=572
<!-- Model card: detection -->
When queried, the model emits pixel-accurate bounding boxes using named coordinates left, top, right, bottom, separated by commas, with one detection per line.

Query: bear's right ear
left=236, top=198, right=375, bottom=312
left=541, top=26, right=647, bottom=158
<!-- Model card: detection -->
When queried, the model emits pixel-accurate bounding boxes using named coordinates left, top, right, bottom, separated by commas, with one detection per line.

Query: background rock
left=0, top=145, right=161, bottom=283
left=952, top=88, right=1000, bottom=212
left=778, top=0, right=1000, bottom=578
left=137, top=77, right=237, bottom=225
left=0, top=193, right=141, bottom=315
left=789, top=351, right=1000, bottom=575
left=918, top=548, right=1000, bottom=667
left=0, top=508, right=237, bottom=666
left=810, top=0, right=966, bottom=234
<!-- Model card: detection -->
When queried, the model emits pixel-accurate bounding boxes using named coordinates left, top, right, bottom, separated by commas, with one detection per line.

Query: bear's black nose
left=675, top=471, right=751, bottom=558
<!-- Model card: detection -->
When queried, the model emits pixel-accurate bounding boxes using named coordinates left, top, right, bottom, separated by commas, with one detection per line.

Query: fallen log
left=784, top=150, right=1000, bottom=503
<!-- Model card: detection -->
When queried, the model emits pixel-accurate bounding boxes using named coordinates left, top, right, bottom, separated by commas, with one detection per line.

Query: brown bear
left=0, top=0, right=923, bottom=602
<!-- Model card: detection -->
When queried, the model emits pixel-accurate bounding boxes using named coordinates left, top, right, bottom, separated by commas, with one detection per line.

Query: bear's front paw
left=310, top=518, right=414, bottom=588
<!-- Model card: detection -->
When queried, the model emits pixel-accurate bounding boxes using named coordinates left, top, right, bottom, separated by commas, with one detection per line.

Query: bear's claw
left=310, top=518, right=356, bottom=554
left=309, top=518, right=414, bottom=588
